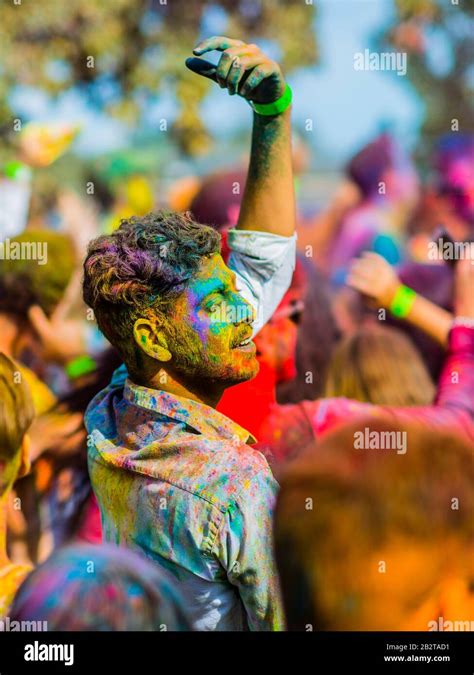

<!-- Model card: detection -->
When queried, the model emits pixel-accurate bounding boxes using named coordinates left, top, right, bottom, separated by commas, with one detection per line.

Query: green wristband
left=4, top=161, right=30, bottom=180
left=249, top=84, right=292, bottom=116
left=65, top=355, right=97, bottom=379
left=390, top=285, right=416, bottom=318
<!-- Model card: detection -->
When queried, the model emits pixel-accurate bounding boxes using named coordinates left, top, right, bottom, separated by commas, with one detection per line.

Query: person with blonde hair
left=325, top=325, right=435, bottom=406
left=0, top=353, right=34, bottom=616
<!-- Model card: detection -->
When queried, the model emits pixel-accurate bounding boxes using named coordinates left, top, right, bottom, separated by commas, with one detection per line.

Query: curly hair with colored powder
left=83, top=211, right=221, bottom=368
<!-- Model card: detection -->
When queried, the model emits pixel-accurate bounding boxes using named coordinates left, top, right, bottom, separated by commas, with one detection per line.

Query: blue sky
left=12, top=0, right=428, bottom=168
left=197, top=0, right=425, bottom=167
left=292, top=0, right=424, bottom=164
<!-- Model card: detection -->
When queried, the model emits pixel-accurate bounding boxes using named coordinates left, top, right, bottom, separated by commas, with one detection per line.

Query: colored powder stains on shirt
left=85, top=371, right=284, bottom=631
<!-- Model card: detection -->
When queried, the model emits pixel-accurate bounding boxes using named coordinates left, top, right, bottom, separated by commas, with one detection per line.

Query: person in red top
left=257, top=256, right=474, bottom=469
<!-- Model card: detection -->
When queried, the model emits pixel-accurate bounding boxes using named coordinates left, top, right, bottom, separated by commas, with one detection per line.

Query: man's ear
left=133, top=318, right=172, bottom=362
left=18, top=434, right=31, bottom=479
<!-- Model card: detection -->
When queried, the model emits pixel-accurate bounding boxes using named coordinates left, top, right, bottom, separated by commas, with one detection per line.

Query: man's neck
left=134, top=368, right=225, bottom=409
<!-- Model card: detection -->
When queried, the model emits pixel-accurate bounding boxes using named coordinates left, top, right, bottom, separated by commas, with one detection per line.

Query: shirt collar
left=124, top=379, right=256, bottom=445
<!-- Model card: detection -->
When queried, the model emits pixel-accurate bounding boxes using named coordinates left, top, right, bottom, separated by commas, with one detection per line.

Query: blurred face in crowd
left=134, top=253, right=259, bottom=388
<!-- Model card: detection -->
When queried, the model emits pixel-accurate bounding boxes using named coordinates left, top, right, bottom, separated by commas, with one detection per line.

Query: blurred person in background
left=347, top=251, right=460, bottom=381
left=295, top=179, right=361, bottom=271
left=0, top=229, right=78, bottom=413
left=274, top=256, right=339, bottom=404
left=0, top=122, right=78, bottom=240
left=190, top=169, right=245, bottom=233
left=0, top=229, right=99, bottom=565
left=327, top=133, right=419, bottom=284
left=324, top=325, right=435, bottom=407
left=103, top=175, right=155, bottom=234
left=257, top=256, right=473, bottom=467
left=275, top=419, right=474, bottom=631
left=0, top=353, right=34, bottom=617
left=10, top=544, right=191, bottom=631
left=26, top=348, right=123, bottom=553
left=430, top=134, right=474, bottom=243
left=397, top=133, right=474, bottom=377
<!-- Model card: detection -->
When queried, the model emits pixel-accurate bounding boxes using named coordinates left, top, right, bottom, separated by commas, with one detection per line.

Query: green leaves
left=0, top=0, right=318, bottom=156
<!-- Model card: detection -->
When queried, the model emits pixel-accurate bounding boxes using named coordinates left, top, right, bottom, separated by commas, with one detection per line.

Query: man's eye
left=206, top=299, right=222, bottom=312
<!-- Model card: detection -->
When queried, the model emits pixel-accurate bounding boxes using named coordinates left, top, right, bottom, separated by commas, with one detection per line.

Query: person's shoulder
left=188, top=438, right=275, bottom=510
left=208, top=438, right=273, bottom=483
left=301, top=397, right=376, bottom=436
left=84, top=379, right=124, bottom=433
left=261, top=400, right=316, bottom=433
left=253, top=401, right=318, bottom=465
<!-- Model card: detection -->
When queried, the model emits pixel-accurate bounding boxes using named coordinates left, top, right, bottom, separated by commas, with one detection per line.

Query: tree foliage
left=0, top=0, right=318, bottom=156
left=383, top=0, right=474, bottom=156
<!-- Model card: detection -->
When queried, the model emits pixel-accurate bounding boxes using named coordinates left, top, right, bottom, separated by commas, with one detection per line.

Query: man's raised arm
left=187, top=36, right=295, bottom=237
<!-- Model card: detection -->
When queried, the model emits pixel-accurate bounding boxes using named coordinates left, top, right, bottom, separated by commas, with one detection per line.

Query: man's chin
left=218, top=356, right=260, bottom=386
left=226, top=368, right=259, bottom=386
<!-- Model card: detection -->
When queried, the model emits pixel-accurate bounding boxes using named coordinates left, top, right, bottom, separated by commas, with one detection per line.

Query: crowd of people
left=0, top=36, right=473, bottom=631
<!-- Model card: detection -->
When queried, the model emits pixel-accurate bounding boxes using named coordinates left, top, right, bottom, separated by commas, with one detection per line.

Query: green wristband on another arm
left=249, top=84, right=292, bottom=116
left=65, top=355, right=97, bottom=379
left=390, top=284, right=417, bottom=318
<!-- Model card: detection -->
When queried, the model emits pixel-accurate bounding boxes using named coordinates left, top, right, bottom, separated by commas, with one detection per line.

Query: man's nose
left=231, top=292, right=255, bottom=325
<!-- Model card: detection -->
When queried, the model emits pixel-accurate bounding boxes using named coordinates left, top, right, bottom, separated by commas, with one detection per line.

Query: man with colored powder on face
left=83, top=37, right=296, bottom=630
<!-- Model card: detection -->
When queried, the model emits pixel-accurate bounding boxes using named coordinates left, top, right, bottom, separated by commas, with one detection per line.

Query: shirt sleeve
left=227, top=229, right=297, bottom=336
left=214, top=467, right=285, bottom=631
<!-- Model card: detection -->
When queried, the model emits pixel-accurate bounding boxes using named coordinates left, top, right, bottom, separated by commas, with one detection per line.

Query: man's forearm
left=237, top=108, right=295, bottom=237
left=187, top=36, right=296, bottom=237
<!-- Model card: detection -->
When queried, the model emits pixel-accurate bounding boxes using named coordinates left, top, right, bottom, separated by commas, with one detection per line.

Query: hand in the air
left=347, top=252, right=401, bottom=308
left=186, top=36, right=286, bottom=104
